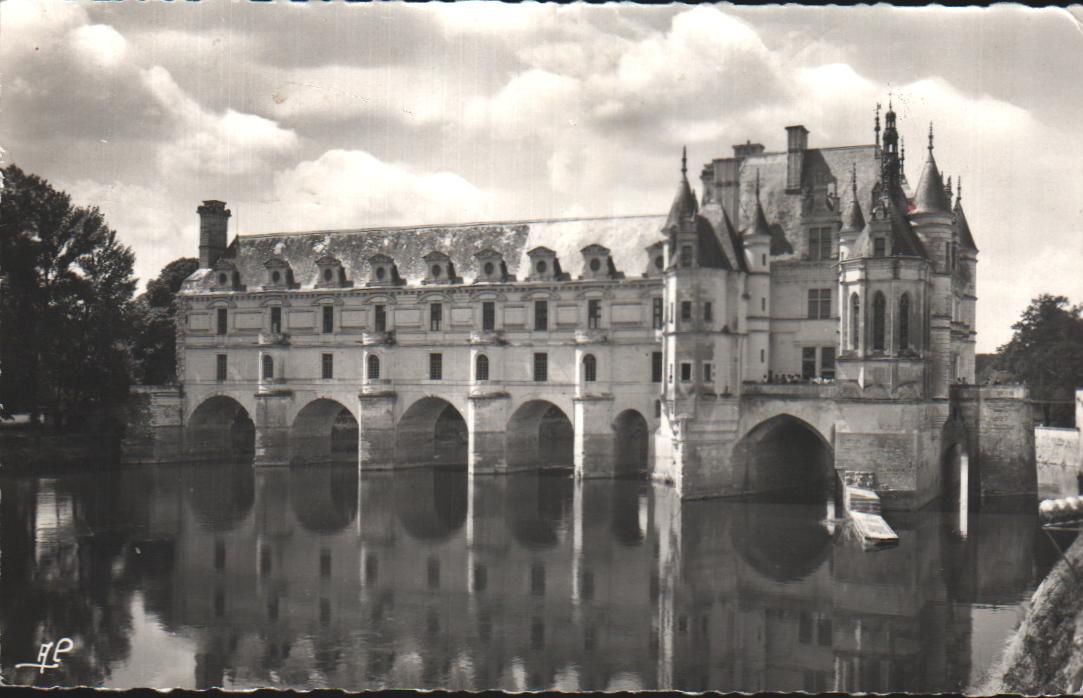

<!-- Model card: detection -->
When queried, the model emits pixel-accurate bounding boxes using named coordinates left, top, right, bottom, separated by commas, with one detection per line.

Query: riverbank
left=0, top=426, right=122, bottom=473
left=987, top=530, right=1083, bottom=694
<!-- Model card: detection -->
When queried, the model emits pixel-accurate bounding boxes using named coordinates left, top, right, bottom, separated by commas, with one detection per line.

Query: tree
left=995, top=294, right=1083, bottom=426
left=131, top=257, right=198, bottom=385
left=0, top=164, right=137, bottom=426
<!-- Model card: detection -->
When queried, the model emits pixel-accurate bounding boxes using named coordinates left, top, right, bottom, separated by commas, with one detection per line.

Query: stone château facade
left=165, top=104, right=1035, bottom=510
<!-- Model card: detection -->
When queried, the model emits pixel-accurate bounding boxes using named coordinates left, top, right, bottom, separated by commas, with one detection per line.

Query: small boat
left=844, top=484, right=900, bottom=549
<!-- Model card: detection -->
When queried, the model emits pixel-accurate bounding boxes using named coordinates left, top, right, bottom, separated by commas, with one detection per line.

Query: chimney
left=198, top=200, right=231, bottom=269
left=732, top=141, right=765, bottom=159
left=785, top=125, right=809, bottom=192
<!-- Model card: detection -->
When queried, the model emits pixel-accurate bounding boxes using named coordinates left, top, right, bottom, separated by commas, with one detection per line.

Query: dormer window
left=644, top=241, right=666, bottom=278
left=423, top=251, right=462, bottom=285
left=474, top=248, right=512, bottom=283
left=526, top=246, right=568, bottom=282
left=367, top=254, right=404, bottom=287
left=315, top=254, right=348, bottom=289
left=264, top=257, right=293, bottom=290
left=579, top=244, right=621, bottom=281
left=212, top=259, right=241, bottom=291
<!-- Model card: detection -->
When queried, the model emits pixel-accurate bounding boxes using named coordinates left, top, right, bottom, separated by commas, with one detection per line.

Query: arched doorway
left=187, top=396, right=255, bottom=461
left=290, top=399, right=358, bottom=465
left=396, top=398, right=468, bottom=468
left=507, top=401, right=574, bottom=471
left=734, top=415, right=834, bottom=504
left=614, top=410, right=649, bottom=477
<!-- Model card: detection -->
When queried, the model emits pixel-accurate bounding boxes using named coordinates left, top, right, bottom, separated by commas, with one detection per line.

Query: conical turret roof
left=664, top=147, right=698, bottom=231
left=841, top=164, right=866, bottom=233
left=954, top=178, right=978, bottom=252
left=748, top=170, right=771, bottom=238
left=913, top=125, right=952, bottom=214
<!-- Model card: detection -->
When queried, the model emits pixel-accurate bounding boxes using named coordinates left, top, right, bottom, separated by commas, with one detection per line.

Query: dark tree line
left=0, top=165, right=193, bottom=429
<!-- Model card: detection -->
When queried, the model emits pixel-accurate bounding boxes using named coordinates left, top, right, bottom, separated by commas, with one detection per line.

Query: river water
left=0, top=463, right=1061, bottom=692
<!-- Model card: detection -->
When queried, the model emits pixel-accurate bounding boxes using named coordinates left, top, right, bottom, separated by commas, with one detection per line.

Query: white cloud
left=68, top=23, right=128, bottom=70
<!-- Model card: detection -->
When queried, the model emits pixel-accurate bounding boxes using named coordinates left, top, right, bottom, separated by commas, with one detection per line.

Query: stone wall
left=121, top=385, right=184, bottom=464
left=1036, top=427, right=1080, bottom=467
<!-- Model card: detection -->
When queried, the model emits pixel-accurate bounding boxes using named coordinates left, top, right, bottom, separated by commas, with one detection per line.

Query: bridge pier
left=358, top=392, right=397, bottom=469
left=467, top=392, right=510, bottom=475
left=254, top=390, right=291, bottom=466
left=574, top=395, right=615, bottom=478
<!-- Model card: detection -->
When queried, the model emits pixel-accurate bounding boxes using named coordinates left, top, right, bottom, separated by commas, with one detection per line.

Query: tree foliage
left=130, top=257, right=198, bottom=385
left=0, top=164, right=137, bottom=425
left=995, top=294, right=1083, bottom=426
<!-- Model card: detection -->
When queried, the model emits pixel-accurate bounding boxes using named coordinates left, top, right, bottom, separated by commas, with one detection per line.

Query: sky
left=2, top=1, right=1081, bottom=352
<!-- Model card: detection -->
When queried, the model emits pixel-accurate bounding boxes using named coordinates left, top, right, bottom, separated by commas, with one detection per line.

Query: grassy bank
left=0, top=426, right=122, bottom=474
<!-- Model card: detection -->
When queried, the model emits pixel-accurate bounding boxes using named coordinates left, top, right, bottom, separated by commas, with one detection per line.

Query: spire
left=749, top=169, right=771, bottom=239
left=953, top=175, right=978, bottom=252
left=956, top=176, right=962, bottom=206
left=900, top=137, right=906, bottom=174
left=913, top=125, right=951, bottom=214
left=874, top=102, right=881, bottom=148
left=664, top=146, right=698, bottom=231
left=842, top=163, right=866, bottom=233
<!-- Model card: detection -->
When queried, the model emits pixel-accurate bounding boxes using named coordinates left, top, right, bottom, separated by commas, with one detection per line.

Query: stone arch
left=613, top=409, right=649, bottom=477
left=186, top=395, right=255, bottom=460
left=397, top=397, right=468, bottom=467
left=290, top=398, right=359, bottom=465
left=733, top=414, right=834, bottom=502
left=289, top=465, right=359, bottom=534
left=506, top=400, right=574, bottom=471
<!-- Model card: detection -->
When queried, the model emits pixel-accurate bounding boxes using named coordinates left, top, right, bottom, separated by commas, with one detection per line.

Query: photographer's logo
left=15, top=638, right=74, bottom=675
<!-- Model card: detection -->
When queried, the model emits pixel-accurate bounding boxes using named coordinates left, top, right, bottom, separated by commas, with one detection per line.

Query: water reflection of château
left=0, top=466, right=1044, bottom=691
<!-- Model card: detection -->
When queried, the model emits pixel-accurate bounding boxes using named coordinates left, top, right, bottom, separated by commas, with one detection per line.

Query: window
left=899, top=293, right=911, bottom=350
left=762, top=254, right=767, bottom=266
left=802, top=347, right=817, bottom=379
left=655, top=400, right=662, bottom=418
left=850, top=293, right=861, bottom=350
left=262, top=354, right=274, bottom=380
left=475, top=354, right=489, bottom=382
left=807, top=289, right=831, bottom=319
left=703, top=362, right=713, bottom=383
left=321, top=353, right=334, bottom=379
left=374, top=304, right=386, bottom=332
left=270, top=306, right=282, bottom=334
left=808, top=227, right=833, bottom=261
left=534, top=300, right=548, bottom=331
left=652, top=351, right=663, bottom=383
left=533, top=353, right=548, bottom=382
left=821, top=347, right=836, bottom=379
left=431, top=264, right=442, bottom=279
left=681, top=301, right=692, bottom=321
left=873, top=237, right=887, bottom=258
left=680, top=245, right=694, bottom=267
left=872, top=291, right=886, bottom=351
left=760, top=348, right=765, bottom=363
left=704, top=302, right=713, bottom=322
left=216, top=307, right=228, bottom=335
left=652, top=298, right=664, bottom=329
left=680, top=363, right=692, bottom=382
left=429, top=353, right=443, bottom=380
left=322, top=305, right=334, bottom=333
left=430, top=303, right=442, bottom=331
left=482, top=301, right=495, bottom=331
left=587, top=299, right=601, bottom=329
left=761, top=297, right=767, bottom=312
left=323, top=267, right=333, bottom=283
left=589, top=258, right=601, bottom=272
left=583, top=354, right=597, bottom=382
left=367, top=354, right=380, bottom=380
left=536, top=260, right=548, bottom=274
left=216, top=354, right=227, bottom=381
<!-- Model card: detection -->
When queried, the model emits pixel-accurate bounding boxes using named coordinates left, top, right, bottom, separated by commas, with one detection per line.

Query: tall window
left=321, top=353, right=334, bottom=379
left=821, top=347, right=836, bottom=379
left=216, top=307, right=228, bottom=335
left=808, top=227, right=833, bottom=261
left=802, top=347, right=817, bottom=379
left=534, top=300, right=548, bottom=331
left=262, top=354, right=274, bottom=380
left=482, top=301, right=495, bottom=331
left=899, top=293, right=911, bottom=351
left=374, top=304, right=387, bottom=332
left=270, top=306, right=282, bottom=334
left=533, top=353, right=548, bottom=382
left=652, top=298, right=664, bottom=329
left=367, top=354, right=380, bottom=380
left=681, top=301, right=692, bottom=321
left=850, top=293, right=861, bottom=351
left=680, top=362, right=692, bottom=382
left=587, top=300, right=601, bottom=329
left=216, top=354, right=227, bottom=381
left=680, top=245, right=694, bottom=267
left=872, top=291, right=886, bottom=352
left=583, top=354, right=597, bottom=382
left=430, top=303, right=443, bottom=331
left=704, top=302, right=713, bottom=322
left=429, top=353, right=443, bottom=380
left=807, top=288, right=831, bottom=319
left=475, top=354, right=489, bottom=381
left=703, top=362, right=713, bottom=383
left=873, top=237, right=887, bottom=258
left=652, top=351, right=663, bottom=383
left=322, top=305, right=334, bottom=333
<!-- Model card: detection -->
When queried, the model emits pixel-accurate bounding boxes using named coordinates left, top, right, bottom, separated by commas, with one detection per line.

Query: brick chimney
left=198, top=200, right=231, bottom=269
left=785, top=125, right=809, bottom=193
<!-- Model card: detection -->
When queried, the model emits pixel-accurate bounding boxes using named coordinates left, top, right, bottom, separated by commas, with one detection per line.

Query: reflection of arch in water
left=735, top=500, right=832, bottom=582
left=610, top=478, right=648, bottom=546
left=394, top=468, right=468, bottom=542
left=734, top=414, right=834, bottom=501
left=289, top=465, right=358, bottom=534
left=613, top=409, right=649, bottom=477
left=186, top=464, right=256, bottom=532
left=507, top=400, right=574, bottom=471
left=506, top=473, right=574, bottom=549
left=290, top=399, right=358, bottom=465
left=187, top=396, right=255, bottom=459
left=396, top=397, right=468, bottom=467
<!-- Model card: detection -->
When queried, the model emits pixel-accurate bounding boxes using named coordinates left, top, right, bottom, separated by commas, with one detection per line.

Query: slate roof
left=913, top=148, right=952, bottom=214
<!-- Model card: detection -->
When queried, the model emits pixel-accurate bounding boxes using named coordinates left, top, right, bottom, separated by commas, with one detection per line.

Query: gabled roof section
left=954, top=179, right=978, bottom=252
